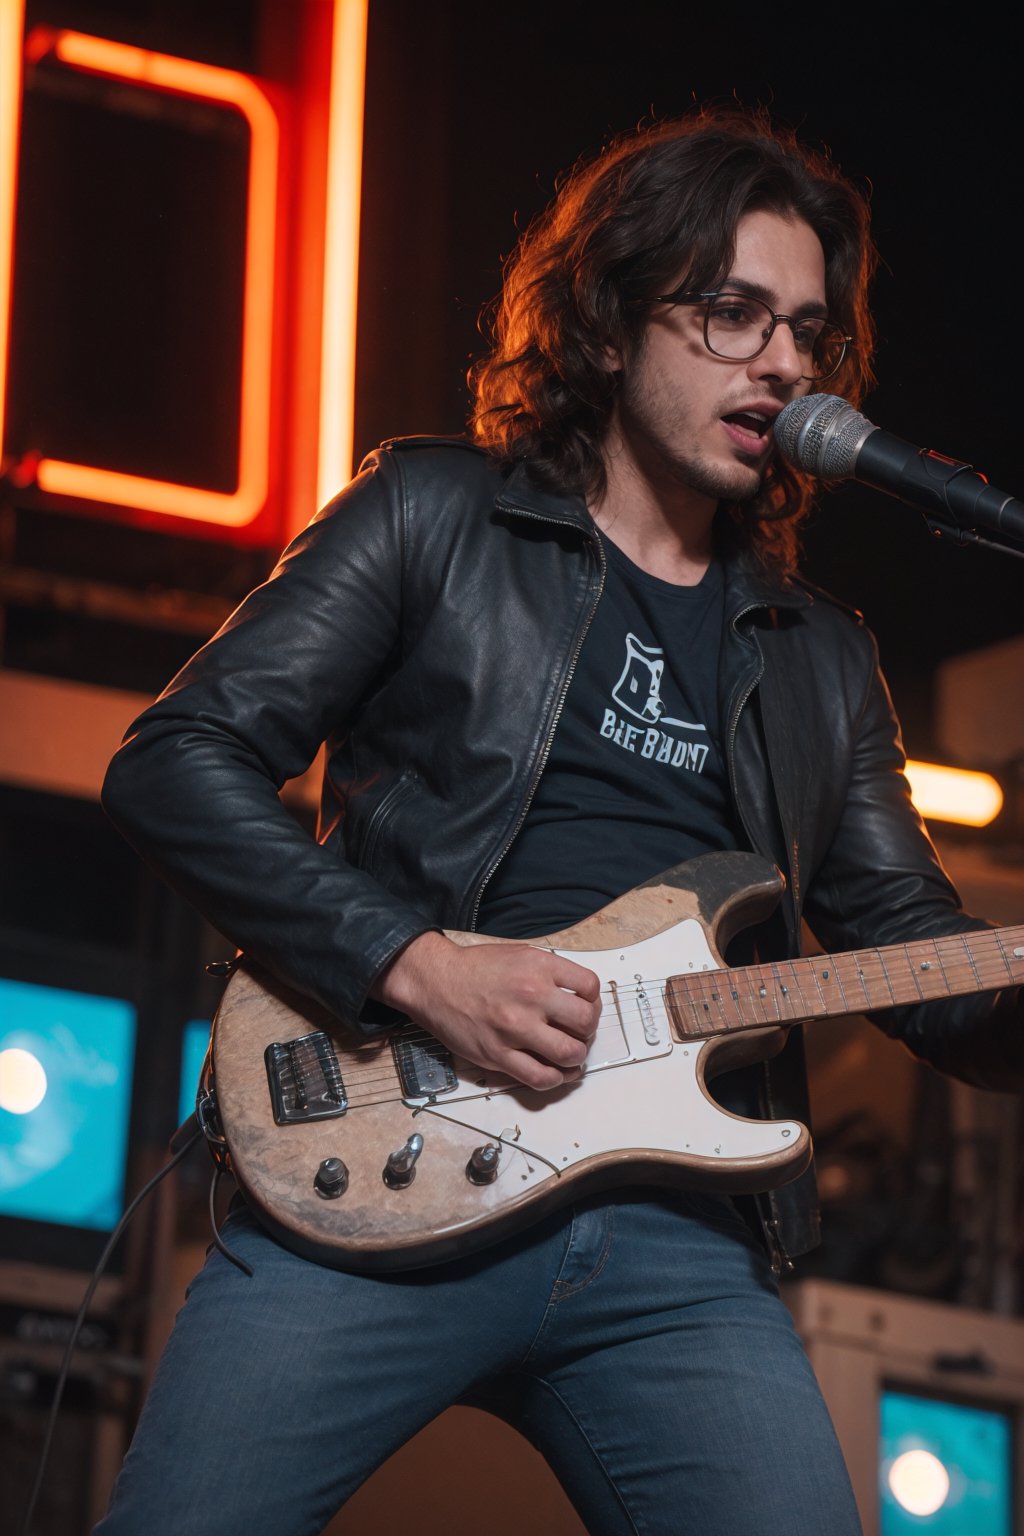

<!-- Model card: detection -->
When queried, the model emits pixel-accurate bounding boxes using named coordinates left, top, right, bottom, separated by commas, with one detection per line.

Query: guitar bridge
left=392, top=1027, right=457, bottom=1099
left=265, top=1031, right=348, bottom=1124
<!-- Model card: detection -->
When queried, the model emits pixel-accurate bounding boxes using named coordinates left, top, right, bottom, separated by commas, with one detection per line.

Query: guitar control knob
left=314, top=1157, right=349, bottom=1199
left=383, top=1133, right=423, bottom=1189
left=466, top=1143, right=500, bottom=1185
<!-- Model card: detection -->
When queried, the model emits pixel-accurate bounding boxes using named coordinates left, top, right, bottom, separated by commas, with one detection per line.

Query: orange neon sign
left=0, top=0, right=26, bottom=455
left=5, top=27, right=279, bottom=528
left=318, top=0, right=368, bottom=511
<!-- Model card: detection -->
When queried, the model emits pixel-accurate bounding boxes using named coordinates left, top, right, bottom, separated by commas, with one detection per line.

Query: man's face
left=609, top=208, right=827, bottom=508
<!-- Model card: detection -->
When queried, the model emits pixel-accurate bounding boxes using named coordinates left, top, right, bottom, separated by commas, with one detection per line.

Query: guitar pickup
left=265, top=1031, right=348, bottom=1124
left=392, top=1027, right=458, bottom=1099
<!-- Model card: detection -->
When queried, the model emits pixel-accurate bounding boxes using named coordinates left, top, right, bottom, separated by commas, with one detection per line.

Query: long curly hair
left=469, top=106, right=877, bottom=578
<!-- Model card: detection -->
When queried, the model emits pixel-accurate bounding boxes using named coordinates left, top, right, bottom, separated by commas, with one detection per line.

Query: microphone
left=774, top=393, right=1024, bottom=550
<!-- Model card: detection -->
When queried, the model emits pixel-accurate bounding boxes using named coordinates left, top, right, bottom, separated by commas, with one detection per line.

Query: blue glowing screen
left=880, top=1389, right=1013, bottom=1535
left=0, top=978, right=136, bottom=1231
left=177, top=1017, right=210, bottom=1128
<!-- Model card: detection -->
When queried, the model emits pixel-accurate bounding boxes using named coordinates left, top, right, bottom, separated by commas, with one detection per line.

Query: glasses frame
left=652, top=288, right=853, bottom=382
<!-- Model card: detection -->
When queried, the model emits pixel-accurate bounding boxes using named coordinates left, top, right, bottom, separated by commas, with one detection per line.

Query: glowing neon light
left=0, top=0, right=26, bottom=462
left=317, top=0, right=368, bottom=508
left=15, top=28, right=279, bottom=527
left=906, top=759, right=1004, bottom=828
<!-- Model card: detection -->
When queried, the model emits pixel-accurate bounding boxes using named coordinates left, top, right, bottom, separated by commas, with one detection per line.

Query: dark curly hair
left=469, top=106, right=877, bottom=578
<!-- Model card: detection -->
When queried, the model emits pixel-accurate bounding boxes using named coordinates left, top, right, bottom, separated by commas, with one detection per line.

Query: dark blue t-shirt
left=479, top=534, right=740, bottom=939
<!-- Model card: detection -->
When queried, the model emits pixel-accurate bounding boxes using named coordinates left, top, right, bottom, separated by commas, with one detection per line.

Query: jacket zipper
left=724, top=598, right=797, bottom=1277
left=724, top=602, right=765, bottom=854
left=468, top=511, right=606, bottom=931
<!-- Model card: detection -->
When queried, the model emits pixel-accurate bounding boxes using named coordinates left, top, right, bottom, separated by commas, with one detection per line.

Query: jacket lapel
left=719, top=558, right=812, bottom=945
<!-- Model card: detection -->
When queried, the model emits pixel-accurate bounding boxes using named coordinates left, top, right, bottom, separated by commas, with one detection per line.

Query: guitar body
left=206, top=852, right=809, bottom=1271
left=202, top=848, right=1024, bottom=1272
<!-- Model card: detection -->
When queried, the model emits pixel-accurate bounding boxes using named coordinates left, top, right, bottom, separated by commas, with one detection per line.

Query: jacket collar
left=494, top=460, right=594, bottom=533
left=496, top=459, right=813, bottom=622
left=720, top=549, right=812, bottom=626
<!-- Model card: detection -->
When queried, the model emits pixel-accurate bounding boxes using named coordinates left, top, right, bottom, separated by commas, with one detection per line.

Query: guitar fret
left=768, top=962, right=794, bottom=1021
left=884, top=942, right=938, bottom=1003
left=781, top=958, right=803, bottom=1010
left=834, top=953, right=872, bottom=1010
left=964, top=939, right=983, bottom=989
left=668, top=975, right=762, bottom=1035
left=807, top=961, right=829, bottom=1012
left=856, top=948, right=897, bottom=1008
left=903, top=945, right=926, bottom=1002
left=831, top=959, right=851, bottom=1013
left=994, top=931, right=1023, bottom=982
left=665, top=922, right=1024, bottom=1042
left=691, top=970, right=729, bottom=1027
left=771, top=961, right=816, bottom=1022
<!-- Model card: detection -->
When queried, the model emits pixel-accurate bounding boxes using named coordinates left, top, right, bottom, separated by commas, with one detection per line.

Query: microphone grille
left=775, top=393, right=875, bottom=478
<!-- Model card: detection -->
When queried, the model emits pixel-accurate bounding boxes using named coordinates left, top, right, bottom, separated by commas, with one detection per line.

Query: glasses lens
left=806, top=323, right=847, bottom=380
left=705, top=294, right=774, bottom=360
left=704, top=294, right=847, bottom=379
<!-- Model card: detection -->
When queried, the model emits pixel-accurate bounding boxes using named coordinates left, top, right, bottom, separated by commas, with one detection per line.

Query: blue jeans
left=95, top=1192, right=861, bottom=1535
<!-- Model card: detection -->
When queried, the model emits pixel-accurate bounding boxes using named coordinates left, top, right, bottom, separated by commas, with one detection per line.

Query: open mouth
left=722, top=410, right=773, bottom=443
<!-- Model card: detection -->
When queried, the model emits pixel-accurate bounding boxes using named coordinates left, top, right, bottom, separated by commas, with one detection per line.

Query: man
left=97, top=107, right=1021, bottom=1535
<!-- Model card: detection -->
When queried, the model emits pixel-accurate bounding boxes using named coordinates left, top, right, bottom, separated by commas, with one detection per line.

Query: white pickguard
left=408, top=920, right=802, bottom=1187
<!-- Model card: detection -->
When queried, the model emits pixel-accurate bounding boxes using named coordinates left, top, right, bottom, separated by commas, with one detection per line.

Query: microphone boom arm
left=856, top=430, right=1024, bottom=555
left=775, top=393, right=1024, bottom=560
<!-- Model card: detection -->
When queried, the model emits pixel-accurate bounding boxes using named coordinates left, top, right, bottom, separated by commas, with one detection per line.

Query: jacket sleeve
left=801, top=632, right=1023, bottom=1092
left=101, top=451, right=438, bottom=1031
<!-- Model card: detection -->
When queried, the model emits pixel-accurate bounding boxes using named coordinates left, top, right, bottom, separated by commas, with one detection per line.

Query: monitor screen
left=880, top=1387, right=1013, bottom=1536
left=0, top=977, right=136, bottom=1232
left=178, top=1017, right=211, bottom=1129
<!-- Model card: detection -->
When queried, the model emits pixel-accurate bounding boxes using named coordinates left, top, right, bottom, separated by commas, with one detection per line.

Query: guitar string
left=340, top=936, right=1021, bottom=1049
left=322, top=929, right=1023, bottom=1108
left=279, top=924, right=1024, bottom=1100
left=340, top=940, right=1019, bottom=1058
left=376, top=929, right=1022, bottom=1044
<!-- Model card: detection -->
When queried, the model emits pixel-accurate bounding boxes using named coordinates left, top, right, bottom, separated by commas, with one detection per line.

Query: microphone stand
left=849, top=442, right=1024, bottom=562
left=906, top=459, right=1024, bottom=561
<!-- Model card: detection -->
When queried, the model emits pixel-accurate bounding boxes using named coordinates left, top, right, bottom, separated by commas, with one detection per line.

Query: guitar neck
left=666, top=925, right=1024, bottom=1039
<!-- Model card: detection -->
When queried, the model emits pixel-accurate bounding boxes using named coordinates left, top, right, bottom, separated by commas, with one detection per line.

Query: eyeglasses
left=653, top=288, right=852, bottom=382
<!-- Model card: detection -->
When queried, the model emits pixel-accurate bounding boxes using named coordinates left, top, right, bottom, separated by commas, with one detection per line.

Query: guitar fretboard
left=666, top=926, right=1024, bottom=1039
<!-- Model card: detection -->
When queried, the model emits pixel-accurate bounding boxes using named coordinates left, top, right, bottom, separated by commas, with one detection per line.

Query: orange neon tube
left=0, top=0, right=27, bottom=461
left=15, top=28, right=279, bottom=527
left=318, top=0, right=368, bottom=508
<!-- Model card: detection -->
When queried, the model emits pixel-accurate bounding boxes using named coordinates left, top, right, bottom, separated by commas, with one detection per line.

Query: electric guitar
left=197, top=850, right=1023, bottom=1272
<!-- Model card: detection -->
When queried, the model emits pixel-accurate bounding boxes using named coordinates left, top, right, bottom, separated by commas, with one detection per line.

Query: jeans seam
left=521, top=1207, right=615, bottom=1366
left=516, top=1371, right=643, bottom=1536
left=550, top=1206, right=615, bottom=1300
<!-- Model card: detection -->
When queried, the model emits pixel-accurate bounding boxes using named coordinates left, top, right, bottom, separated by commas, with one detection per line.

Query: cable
left=207, top=1165, right=254, bottom=1278
left=17, top=1125, right=203, bottom=1536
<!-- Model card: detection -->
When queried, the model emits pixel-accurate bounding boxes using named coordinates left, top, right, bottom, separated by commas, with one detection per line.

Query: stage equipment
left=786, top=1278, right=1024, bottom=1536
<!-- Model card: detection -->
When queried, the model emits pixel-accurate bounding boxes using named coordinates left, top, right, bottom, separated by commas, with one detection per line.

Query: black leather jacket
left=102, top=439, right=1022, bottom=1257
